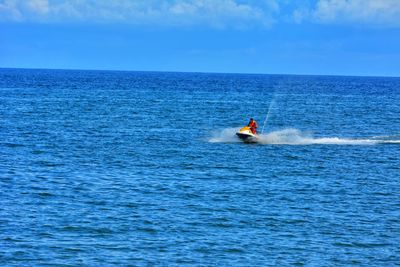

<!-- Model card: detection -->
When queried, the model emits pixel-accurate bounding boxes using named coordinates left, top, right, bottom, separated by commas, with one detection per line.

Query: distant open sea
left=1, top=68, right=399, bottom=266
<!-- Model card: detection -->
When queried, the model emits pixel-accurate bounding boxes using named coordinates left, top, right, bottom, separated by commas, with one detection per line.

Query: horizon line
left=0, top=67, right=399, bottom=79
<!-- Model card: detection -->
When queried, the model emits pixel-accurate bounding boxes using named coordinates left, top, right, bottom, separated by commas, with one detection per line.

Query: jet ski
left=236, top=126, right=259, bottom=143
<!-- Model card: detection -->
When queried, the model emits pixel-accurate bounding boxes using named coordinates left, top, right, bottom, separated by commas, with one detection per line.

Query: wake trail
left=209, top=128, right=400, bottom=145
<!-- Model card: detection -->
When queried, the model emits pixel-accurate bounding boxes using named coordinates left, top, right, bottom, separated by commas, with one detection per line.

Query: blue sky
left=1, top=0, right=400, bottom=76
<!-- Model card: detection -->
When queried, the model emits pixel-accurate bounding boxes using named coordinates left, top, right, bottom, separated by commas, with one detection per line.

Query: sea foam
left=209, top=128, right=400, bottom=145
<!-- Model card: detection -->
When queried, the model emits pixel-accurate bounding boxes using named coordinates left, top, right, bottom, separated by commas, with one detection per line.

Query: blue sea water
left=0, top=68, right=399, bottom=266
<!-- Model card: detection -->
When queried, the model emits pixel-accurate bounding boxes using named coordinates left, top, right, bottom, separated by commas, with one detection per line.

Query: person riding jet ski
left=236, top=118, right=259, bottom=143
left=248, top=118, right=258, bottom=134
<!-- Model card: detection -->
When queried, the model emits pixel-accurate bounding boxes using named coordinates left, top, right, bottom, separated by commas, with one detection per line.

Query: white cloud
left=27, top=0, right=49, bottom=14
left=0, top=0, right=21, bottom=20
left=166, top=0, right=269, bottom=28
left=0, top=0, right=279, bottom=28
left=2, top=0, right=400, bottom=28
left=0, top=0, right=50, bottom=21
left=297, top=0, right=400, bottom=26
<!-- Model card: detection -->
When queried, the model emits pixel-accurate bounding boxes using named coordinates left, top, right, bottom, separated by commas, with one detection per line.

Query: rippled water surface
left=1, top=69, right=400, bottom=266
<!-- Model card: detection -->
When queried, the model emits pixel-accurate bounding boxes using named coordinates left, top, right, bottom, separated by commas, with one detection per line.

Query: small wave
left=209, top=128, right=400, bottom=145
left=371, top=134, right=400, bottom=141
left=381, top=140, right=400, bottom=144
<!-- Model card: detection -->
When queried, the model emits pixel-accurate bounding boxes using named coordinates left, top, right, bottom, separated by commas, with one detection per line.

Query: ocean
left=1, top=68, right=399, bottom=266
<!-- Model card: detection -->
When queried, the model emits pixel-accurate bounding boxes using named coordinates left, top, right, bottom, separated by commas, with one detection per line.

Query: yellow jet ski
left=236, top=126, right=259, bottom=143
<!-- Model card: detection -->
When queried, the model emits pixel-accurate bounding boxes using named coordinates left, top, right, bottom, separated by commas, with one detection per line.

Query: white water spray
left=209, top=127, right=241, bottom=143
left=209, top=128, right=400, bottom=145
left=261, top=98, right=275, bottom=134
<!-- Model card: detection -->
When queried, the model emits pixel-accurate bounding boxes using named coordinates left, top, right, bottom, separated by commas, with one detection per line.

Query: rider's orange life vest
left=248, top=121, right=258, bottom=128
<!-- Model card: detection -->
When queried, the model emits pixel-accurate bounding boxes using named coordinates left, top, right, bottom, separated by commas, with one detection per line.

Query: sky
left=1, top=0, right=400, bottom=76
